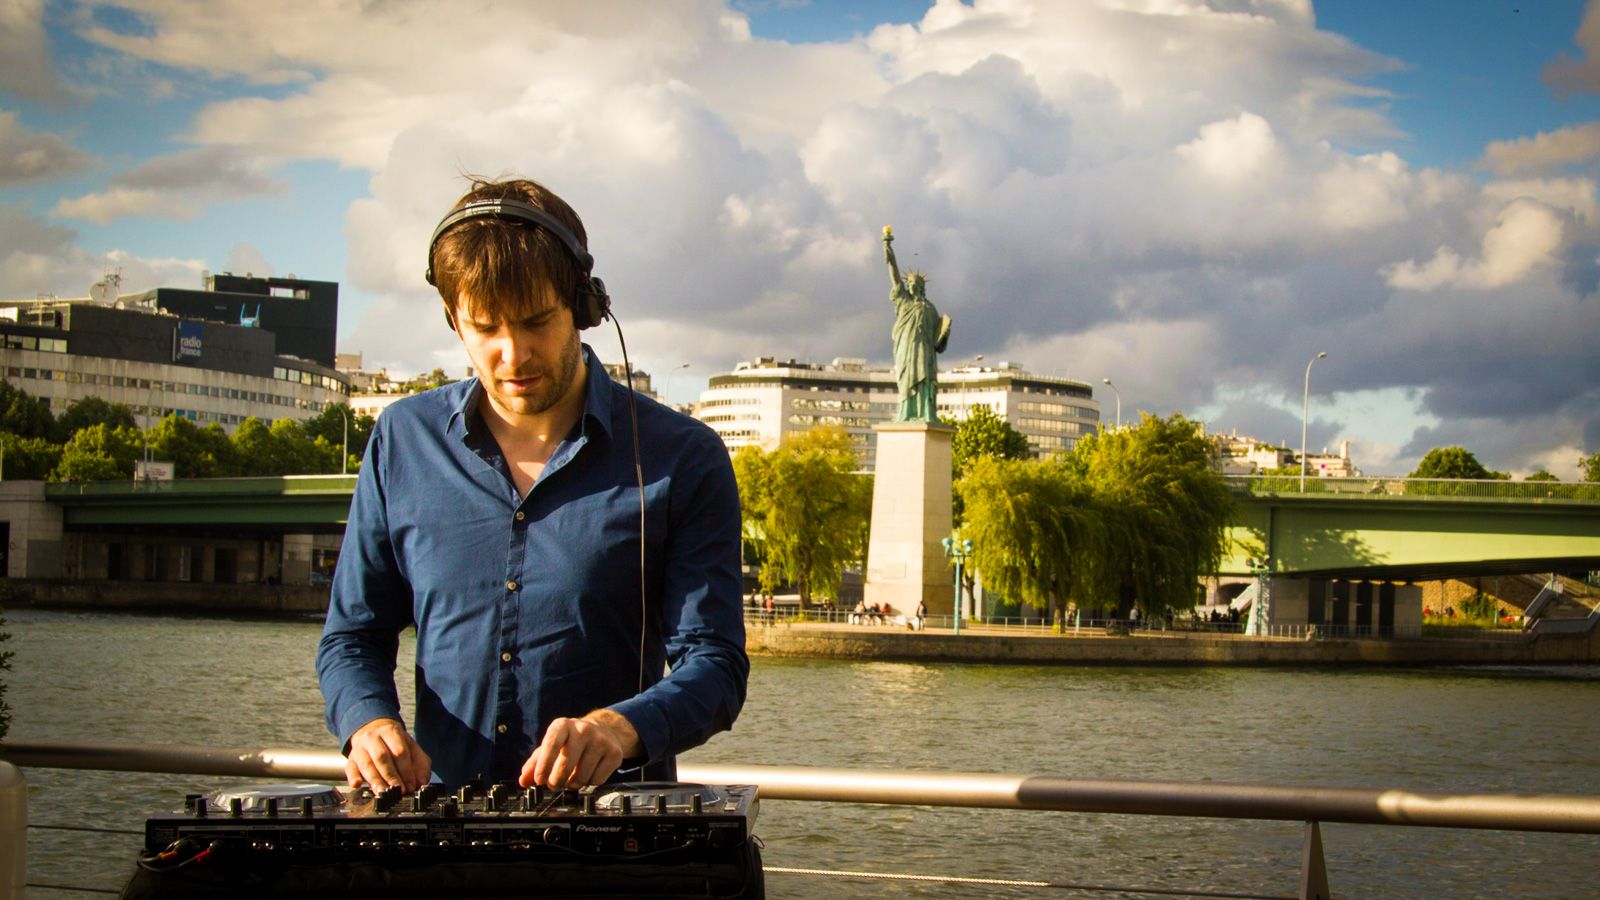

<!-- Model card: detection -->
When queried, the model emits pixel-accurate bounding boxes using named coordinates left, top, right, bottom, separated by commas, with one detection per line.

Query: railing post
left=0, top=760, right=25, bottom=900
left=1300, top=820, right=1329, bottom=900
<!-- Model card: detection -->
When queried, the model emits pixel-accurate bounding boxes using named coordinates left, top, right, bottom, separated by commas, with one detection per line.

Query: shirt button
left=506, top=581, right=518, bottom=591
left=496, top=724, right=508, bottom=734
left=501, top=652, right=512, bottom=662
left=515, top=511, right=525, bottom=521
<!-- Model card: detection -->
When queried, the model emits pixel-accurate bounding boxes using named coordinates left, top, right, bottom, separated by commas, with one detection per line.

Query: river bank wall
left=745, top=622, right=1600, bottom=665
left=4, top=579, right=1596, bottom=663
left=0, top=578, right=327, bottom=616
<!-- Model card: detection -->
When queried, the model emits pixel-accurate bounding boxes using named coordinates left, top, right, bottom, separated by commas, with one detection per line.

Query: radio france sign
left=175, top=321, right=203, bottom=361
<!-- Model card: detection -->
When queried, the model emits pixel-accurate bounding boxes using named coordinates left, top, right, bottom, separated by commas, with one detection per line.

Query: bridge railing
left=1226, top=475, right=1600, bottom=502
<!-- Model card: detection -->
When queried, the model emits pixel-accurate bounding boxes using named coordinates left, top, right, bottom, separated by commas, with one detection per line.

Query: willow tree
left=732, top=427, right=871, bottom=608
left=1067, top=413, right=1233, bottom=617
left=958, top=412, right=1232, bottom=620
left=958, top=456, right=1102, bottom=620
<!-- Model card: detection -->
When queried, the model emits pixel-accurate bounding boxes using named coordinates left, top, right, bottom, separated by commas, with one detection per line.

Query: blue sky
left=2, top=0, right=1598, bottom=477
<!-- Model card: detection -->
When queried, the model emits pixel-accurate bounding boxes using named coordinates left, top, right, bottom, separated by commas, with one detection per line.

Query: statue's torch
left=883, top=225, right=893, bottom=244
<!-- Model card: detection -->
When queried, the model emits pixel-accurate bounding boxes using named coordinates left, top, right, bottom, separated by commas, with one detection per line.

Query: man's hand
left=520, top=709, right=642, bottom=790
left=345, top=717, right=431, bottom=794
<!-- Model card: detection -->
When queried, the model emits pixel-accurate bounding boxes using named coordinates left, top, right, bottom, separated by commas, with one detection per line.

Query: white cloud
left=1175, top=112, right=1279, bottom=180
left=1478, top=121, right=1600, bottom=176
left=28, top=0, right=1596, bottom=472
left=0, top=0, right=68, bottom=104
left=52, top=146, right=285, bottom=223
left=1384, top=199, right=1566, bottom=291
left=1544, top=0, right=1600, bottom=97
left=0, top=110, right=95, bottom=184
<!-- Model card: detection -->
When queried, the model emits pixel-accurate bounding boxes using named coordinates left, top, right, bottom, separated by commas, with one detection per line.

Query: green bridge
left=40, top=474, right=1600, bottom=580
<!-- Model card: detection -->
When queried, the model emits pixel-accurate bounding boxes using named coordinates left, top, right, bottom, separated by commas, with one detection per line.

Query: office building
left=695, top=356, right=1099, bottom=470
left=2, top=273, right=348, bottom=431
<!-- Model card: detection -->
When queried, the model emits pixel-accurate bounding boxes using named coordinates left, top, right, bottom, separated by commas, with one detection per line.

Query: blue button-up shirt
left=317, top=346, right=748, bottom=785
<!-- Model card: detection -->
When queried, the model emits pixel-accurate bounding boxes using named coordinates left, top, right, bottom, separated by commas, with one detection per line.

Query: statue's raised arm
left=883, top=225, right=903, bottom=293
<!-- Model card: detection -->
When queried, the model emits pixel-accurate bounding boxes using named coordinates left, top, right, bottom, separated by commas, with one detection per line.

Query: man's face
left=453, top=292, right=583, bottom=420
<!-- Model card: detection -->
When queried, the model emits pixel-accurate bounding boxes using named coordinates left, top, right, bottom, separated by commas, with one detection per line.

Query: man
left=317, top=178, right=748, bottom=793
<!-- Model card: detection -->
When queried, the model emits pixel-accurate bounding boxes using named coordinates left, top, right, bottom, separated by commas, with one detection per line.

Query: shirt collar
left=446, top=343, right=615, bottom=442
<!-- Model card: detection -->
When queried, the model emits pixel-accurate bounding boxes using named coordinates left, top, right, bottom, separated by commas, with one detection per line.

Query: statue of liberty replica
left=864, top=225, right=956, bottom=623
left=883, top=226, right=950, bottom=422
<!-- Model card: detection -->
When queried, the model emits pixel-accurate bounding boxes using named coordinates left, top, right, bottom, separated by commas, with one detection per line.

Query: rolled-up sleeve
left=316, top=423, right=414, bottom=752
left=609, top=429, right=748, bottom=763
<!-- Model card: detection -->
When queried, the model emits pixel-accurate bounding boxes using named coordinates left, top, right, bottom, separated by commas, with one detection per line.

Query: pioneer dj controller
left=142, top=780, right=758, bottom=864
left=126, top=780, right=763, bottom=898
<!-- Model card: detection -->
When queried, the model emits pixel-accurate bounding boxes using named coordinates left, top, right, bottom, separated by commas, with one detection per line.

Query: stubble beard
left=491, top=333, right=583, bottom=418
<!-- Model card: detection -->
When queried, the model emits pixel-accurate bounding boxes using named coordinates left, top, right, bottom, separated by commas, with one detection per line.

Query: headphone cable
left=608, top=311, right=648, bottom=696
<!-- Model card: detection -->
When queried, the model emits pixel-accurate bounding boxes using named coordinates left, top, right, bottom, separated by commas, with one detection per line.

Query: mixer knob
left=265, top=798, right=279, bottom=818
left=582, top=794, right=596, bottom=815
left=620, top=795, right=632, bottom=814
left=193, top=797, right=207, bottom=818
left=229, top=797, right=243, bottom=817
left=654, top=794, right=667, bottom=814
left=691, top=794, right=702, bottom=814
left=441, top=798, right=459, bottom=818
left=542, top=825, right=564, bottom=845
left=484, top=794, right=498, bottom=812
left=301, top=797, right=314, bottom=819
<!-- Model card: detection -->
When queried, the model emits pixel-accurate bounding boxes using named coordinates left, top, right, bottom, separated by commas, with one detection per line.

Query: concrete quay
left=745, top=621, right=1600, bottom=666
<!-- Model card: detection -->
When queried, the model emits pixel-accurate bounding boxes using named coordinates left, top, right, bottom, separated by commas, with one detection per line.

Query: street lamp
left=340, top=405, right=351, bottom=475
left=941, top=536, right=974, bottom=635
left=1247, top=555, right=1272, bottom=636
left=1101, top=378, right=1121, bottom=430
left=1300, top=352, right=1326, bottom=493
left=664, top=362, right=690, bottom=409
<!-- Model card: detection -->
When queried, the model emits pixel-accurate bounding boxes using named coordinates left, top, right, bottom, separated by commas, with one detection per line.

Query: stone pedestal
left=864, top=422, right=955, bottom=617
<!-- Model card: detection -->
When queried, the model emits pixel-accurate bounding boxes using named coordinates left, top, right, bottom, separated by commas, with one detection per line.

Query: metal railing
left=1225, top=475, right=1600, bottom=503
left=6, top=739, right=1600, bottom=899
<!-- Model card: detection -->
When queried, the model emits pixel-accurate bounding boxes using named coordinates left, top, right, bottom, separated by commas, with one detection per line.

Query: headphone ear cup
left=573, top=277, right=610, bottom=330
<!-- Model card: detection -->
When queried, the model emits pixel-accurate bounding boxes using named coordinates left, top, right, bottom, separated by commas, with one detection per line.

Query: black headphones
left=425, top=197, right=611, bottom=330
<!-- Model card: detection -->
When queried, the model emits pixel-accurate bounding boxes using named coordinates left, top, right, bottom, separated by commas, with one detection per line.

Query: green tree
left=959, top=455, right=1099, bottom=620
left=1410, top=446, right=1508, bottom=480
left=1524, top=469, right=1559, bottom=482
left=402, top=368, right=456, bottom=392
left=51, top=423, right=142, bottom=481
left=303, top=403, right=375, bottom=471
left=1071, top=413, right=1233, bottom=618
left=733, top=428, right=871, bottom=608
left=1, top=432, right=62, bottom=480
left=57, top=396, right=137, bottom=438
left=958, top=412, right=1232, bottom=621
left=1581, top=452, right=1600, bottom=483
left=230, top=418, right=280, bottom=476
left=148, top=415, right=238, bottom=478
left=949, top=405, right=1032, bottom=479
left=1407, top=446, right=1510, bottom=497
left=0, top=379, right=57, bottom=441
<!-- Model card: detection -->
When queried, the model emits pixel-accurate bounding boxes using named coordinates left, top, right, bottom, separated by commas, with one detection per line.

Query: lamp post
left=959, top=355, right=984, bottom=419
left=1101, top=378, right=1121, bottom=430
left=1248, top=555, right=1272, bottom=636
left=340, top=405, right=351, bottom=475
left=664, top=362, right=689, bottom=409
left=941, top=536, right=973, bottom=635
left=1300, top=352, right=1326, bottom=493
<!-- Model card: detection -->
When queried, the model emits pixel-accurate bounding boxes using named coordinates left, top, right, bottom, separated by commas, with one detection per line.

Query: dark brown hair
left=429, top=177, right=589, bottom=328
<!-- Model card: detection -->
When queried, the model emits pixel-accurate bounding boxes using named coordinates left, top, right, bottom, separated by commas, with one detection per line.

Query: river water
left=5, top=608, right=1599, bottom=898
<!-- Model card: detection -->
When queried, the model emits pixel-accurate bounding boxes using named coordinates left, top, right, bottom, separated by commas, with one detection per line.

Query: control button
left=506, top=580, right=519, bottom=591
left=496, top=723, right=508, bottom=734
left=501, top=652, right=512, bottom=662
left=515, top=511, right=526, bottom=521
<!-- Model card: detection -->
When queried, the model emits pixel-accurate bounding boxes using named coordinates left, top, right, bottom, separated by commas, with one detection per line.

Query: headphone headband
left=425, top=195, right=611, bottom=330
left=425, top=197, right=593, bottom=285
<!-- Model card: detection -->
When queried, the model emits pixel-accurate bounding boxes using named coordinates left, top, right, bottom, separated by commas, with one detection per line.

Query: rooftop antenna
left=89, top=268, right=122, bottom=305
